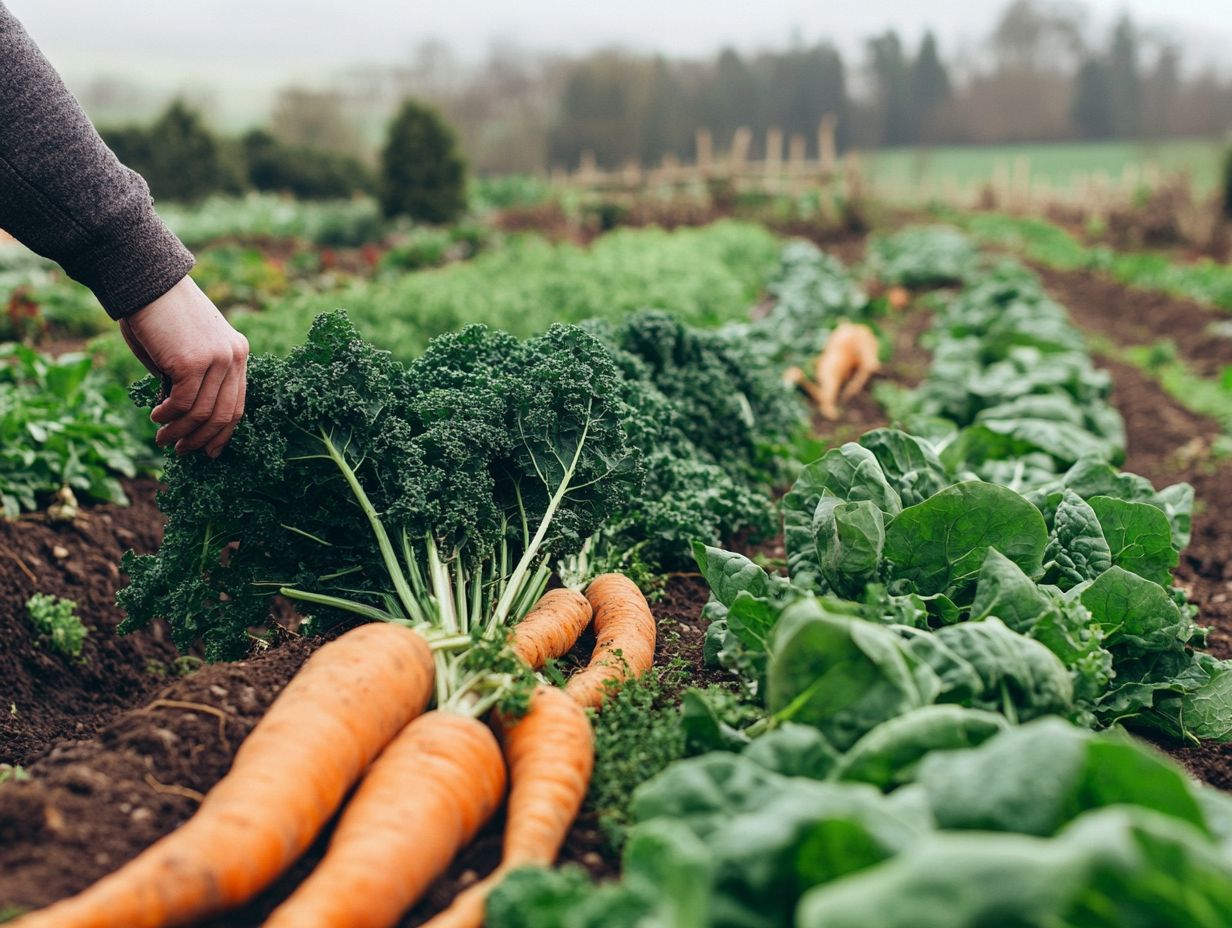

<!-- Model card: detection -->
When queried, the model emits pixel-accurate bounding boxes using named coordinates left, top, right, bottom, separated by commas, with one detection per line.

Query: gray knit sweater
left=0, top=4, right=193, bottom=319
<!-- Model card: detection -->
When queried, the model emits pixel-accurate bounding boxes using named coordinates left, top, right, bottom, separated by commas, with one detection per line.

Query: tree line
left=317, top=0, right=1230, bottom=173
left=90, top=0, right=1232, bottom=182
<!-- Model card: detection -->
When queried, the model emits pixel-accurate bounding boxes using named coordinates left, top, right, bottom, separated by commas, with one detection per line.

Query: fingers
left=200, top=363, right=244, bottom=458
left=154, top=360, right=225, bottom=449
left=207, top=357, right=249, bottom=457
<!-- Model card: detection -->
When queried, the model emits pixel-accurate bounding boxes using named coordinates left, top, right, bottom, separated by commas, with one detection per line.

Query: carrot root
left=420, top=686, right=595, bottom=928
left=566, top=573, right=656, bottom=709
left=510, top=587, right=592, bottom=669
left=262, top=709, right=506, bottom=928
left=11, top=623, right=435, bottom=928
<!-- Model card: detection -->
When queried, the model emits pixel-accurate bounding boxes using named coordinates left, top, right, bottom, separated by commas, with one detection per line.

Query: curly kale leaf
left=119, top=311, right=639, bottom=659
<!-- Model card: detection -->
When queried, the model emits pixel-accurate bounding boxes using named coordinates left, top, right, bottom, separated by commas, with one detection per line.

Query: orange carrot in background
left=11, top=623, right=435, bottom=928
left=566, top=573, right=656, bottom=709
left=814, top=322, right=880, bottom=420
left=419, top=686, right=595, bottom=928
left=886, top=285, right=911, bottom=311
left=510, top=588, right=592, bottom=669
left=263, top=709, right=506, bottom=928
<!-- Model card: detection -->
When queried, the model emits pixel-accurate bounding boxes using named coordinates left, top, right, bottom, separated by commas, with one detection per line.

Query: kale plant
left=119, top=311, right=639, bottom=660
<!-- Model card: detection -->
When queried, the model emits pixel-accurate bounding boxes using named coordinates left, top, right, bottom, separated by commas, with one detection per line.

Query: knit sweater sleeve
left=0, top=3, right=193, bottom=319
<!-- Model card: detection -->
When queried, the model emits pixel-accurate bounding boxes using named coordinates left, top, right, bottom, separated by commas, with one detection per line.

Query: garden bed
left=4, top=226, right=1232, bottom=926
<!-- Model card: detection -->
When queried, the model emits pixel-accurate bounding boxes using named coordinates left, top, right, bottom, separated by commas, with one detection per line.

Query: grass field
left=868, top=138, right=1226, bottom=200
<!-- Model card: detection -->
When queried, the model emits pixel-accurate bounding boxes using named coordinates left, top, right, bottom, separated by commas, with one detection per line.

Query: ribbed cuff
left=59, top=201, right=194, bottom=320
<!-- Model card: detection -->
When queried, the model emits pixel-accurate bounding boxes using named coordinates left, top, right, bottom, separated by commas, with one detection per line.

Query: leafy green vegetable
left=883, top=481, right=1048, bottom=600
left=0, top=344, right=154, bottom=516
left=766, top=599, right=938, bottom=751
left=25, top=593, right=87, bottom=659
left=119, top=311, right=638, bottom=660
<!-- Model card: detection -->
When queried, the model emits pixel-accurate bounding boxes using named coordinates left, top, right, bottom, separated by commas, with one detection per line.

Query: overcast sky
left=7, top=0, right=1230, bottom=118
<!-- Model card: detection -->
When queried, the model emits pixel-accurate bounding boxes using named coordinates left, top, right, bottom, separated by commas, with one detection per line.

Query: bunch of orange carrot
left=11, top=573, right=656, bottom=928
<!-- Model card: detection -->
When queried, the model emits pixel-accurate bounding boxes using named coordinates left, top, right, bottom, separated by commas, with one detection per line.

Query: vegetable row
left=482, top=230, right=1232, bottom=927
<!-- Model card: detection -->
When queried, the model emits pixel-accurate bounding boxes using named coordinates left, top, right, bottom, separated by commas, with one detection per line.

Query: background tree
left=909, top=32, right=952, bottom=142
left=103, top=100, right=243, bottom=202
left=1106, top=16, right=1142, bottom=138
left=866, top=32, right=912, bottom=147
left=1071, top=58, right=1114, bottom=139
left=268, top=87, right=362, bottom=156
left=380, top=99, right=467, bottom=222
left=242, top=129, right=374, bottom=200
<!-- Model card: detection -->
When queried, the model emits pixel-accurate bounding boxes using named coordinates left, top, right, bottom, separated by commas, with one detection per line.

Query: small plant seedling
left=0, top=764, right=30, bottom=784
left=26, top=593, right=88, bottom=659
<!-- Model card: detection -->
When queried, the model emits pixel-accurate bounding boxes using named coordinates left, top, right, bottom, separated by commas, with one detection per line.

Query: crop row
left=477, top=231, right=1232, bottom=926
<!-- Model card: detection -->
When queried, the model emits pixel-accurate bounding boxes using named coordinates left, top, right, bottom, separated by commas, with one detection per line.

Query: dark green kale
left=119, top=311, right=639, bottom=660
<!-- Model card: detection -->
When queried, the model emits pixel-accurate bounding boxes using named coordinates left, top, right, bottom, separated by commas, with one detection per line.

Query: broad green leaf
left=931, top=619, right=1075, bottom=722
left=783, top=444, right=901, bottom=587
left=812, top=498, right=885, bottom=598
left=692, top=542, right=771, bottom=607
left=857, top=428, right=949, bottom=506
left=883, top=481, right=1048, bottom=599
left=970, top=547, right=1053, bottom=632
left=1079, top=566, right=1189, bottom=656
left=743, top=723, right=841, bottom=780
left=767, top=598, right=939, bottom=751
left=1044, top=490, right=1112, bottom=589
left=918, top=719, right=1207, bottom=837
left=1087, top=496, right=1177, bottom=586
left=833, top=706, right=1010, bottom=790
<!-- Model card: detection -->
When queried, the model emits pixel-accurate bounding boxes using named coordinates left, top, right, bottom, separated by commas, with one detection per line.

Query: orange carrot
left=565, top=573, right=656, bottom=709
left=418, top=686, right=595, bottom=928
left=886, top=285, right=911, bottom=311
left=510, top=588, right=592, bottom=669
left=263, top=709, right=506, bottom=928
left=783, top=365, right=828, bottom=409
left=11, top=623, right=434, bottom=928
left=815, top=322, right=880, bottom=420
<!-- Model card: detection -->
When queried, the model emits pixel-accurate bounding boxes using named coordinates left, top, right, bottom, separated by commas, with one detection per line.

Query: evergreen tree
left=380, top=99, right=467, bottom=223
left=867, top=32, right=912, bottom=147
left=1071, top=58, right=1114, bottom=139
left=909, top=32, right=952, bottom=142
left=103, top=100, right=242, bottom=202
left=1107, top=15, right=1142, bottom=138
left=1223, top=144, right=1232, bottom=220
left=709, top=48, right=760, bottom=147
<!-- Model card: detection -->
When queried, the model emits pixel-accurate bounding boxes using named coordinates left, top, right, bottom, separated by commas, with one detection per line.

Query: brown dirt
left=1036, top=264, right=1232, bottom=377
left=0, top=479, right=180, bottom=766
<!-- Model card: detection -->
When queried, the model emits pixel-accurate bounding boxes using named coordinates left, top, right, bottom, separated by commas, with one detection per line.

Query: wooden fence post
left=695, top=128, right=713, bottom=176
left=818, top=114, right=837, bottom=177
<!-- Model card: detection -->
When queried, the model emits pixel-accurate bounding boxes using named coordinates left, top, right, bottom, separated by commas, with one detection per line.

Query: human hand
left=119, top=276, right=249, bottom=458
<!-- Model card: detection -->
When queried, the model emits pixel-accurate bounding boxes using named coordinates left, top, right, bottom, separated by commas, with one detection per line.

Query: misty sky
left=7, top=0, right=1231, bottom=122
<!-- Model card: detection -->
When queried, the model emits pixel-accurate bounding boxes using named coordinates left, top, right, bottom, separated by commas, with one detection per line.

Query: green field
left=868, top=138, right=1225, bottom=201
